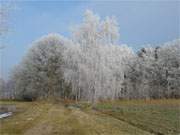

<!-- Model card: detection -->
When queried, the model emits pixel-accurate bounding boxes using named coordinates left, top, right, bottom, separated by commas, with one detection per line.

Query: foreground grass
left=94, top=99, right=180, bottom=135
left=0, top=99, right=179, bottom=135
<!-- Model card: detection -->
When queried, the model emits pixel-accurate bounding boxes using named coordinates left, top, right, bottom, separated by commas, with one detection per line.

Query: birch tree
left=64, top=10, right=134, bottom=101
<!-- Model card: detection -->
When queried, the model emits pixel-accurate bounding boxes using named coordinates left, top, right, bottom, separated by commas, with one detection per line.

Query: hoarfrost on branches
left=7, top=10, right=180, bottom=101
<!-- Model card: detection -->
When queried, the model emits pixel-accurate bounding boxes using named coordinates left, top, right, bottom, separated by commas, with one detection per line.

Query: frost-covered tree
left=0, top=2, right=13, bottom=37
left=0, top=3, right=8, bottom=36
left=125, top=39, right=180, bottom=99
left=0, top=78, right=5, bottom=98
left=12, top=34, right=71, bottom=100
left=64, top=10, right=133, bottom=102
left=157, top=39, right=180, bottom=98
left=73, top=10, right=119, bottom=47
left=9, top=10, right=180, bottom=101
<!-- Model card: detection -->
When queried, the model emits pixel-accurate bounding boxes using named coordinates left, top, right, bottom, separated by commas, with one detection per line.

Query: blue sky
left=1, top=0, right=180, bottom=79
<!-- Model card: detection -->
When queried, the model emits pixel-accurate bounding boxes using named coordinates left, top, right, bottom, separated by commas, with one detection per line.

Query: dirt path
left=23, top=104, right=153, bottom=135
left=0, top=102, right=153, bottom=135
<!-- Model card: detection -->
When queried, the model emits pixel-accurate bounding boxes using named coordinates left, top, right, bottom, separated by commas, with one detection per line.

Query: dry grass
left=1, top=99, right=179, bottom=135
left=0, top=100, right=153, bottom=135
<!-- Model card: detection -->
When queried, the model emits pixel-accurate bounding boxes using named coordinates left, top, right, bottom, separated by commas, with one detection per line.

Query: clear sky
left=1, top=0, right=180, bottom=79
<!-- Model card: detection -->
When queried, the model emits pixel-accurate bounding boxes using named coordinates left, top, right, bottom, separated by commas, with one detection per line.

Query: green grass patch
left=94, top=99, right=180, bottom=135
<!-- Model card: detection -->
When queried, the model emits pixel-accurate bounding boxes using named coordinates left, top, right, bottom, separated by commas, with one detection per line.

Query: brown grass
left=1, top=99, right=179, bottom=135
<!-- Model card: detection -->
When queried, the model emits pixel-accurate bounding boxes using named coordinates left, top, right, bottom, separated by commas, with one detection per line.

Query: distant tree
left=158, top=40, right=180, bottom=98
left=0, top=78, right=5, bottom=98
left=125, top=39, right=180, bottom=99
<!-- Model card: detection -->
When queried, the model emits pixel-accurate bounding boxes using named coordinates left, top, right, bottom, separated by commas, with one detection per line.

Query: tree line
left=0, top=10, right=179, bottom=101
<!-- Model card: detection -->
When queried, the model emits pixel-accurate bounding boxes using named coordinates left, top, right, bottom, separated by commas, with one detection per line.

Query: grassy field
left=0, top=99, right=179, bottom=135
left=94, top=99, right=180, bottom=135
